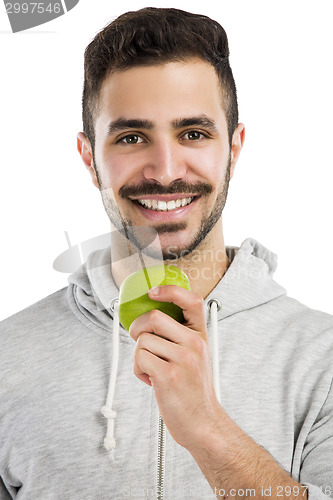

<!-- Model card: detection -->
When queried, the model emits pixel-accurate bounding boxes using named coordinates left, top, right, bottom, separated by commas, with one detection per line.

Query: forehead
left=95, top=59, right=227, bottom=130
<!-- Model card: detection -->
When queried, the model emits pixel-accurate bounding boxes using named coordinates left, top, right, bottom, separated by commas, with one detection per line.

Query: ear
left=230, top=123, right=245, bottom=179
left=77, top=132, right=99, bottom=189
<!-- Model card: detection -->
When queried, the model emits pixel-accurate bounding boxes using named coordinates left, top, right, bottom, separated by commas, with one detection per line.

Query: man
left=0, top=7, right=332, bottom=500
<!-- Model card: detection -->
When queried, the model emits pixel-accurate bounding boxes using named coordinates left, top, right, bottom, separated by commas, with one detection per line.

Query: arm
left=129, top=285, right=312, bottom=499
left=188, top=409, right=308, bottom=500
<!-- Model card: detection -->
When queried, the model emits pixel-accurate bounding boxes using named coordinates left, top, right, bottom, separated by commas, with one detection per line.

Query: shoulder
left=0, top=286, right=85, bottom=393
left=275, top=294, right=333, bottom=338
left=0, top=286, right=71, bottom=342
left=269, top=295, right=333, bottom=382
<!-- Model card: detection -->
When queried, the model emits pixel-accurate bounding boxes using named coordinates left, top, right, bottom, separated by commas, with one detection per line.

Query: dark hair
left=82, top=7, right=238, bottom=148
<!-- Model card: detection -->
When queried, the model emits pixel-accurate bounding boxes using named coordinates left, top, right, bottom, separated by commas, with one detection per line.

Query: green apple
left=118, top=265, right=191, bottom=331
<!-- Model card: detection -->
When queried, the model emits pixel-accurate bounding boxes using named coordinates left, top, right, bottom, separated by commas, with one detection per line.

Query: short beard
left=93, top=150, right=231, bottom=261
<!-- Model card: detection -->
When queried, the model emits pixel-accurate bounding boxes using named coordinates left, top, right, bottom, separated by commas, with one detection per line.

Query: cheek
left=189, top=148, right=229, bottom=184
left=94, top=135, right=127, bottom=188
left=96, top=150, right=131, bottom=190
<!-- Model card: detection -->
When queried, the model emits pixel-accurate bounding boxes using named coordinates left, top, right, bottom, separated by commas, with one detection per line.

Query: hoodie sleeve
left=300, top=377, right=333, bottom=499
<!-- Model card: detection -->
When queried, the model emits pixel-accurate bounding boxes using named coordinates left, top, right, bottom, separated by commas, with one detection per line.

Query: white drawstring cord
left=207, top=299, right=222, bottom=404
left=101, top=298, right=120, bottom=451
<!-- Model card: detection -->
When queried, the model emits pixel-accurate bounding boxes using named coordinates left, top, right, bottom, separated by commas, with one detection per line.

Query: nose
left=142, top=140, right=187, bottom=186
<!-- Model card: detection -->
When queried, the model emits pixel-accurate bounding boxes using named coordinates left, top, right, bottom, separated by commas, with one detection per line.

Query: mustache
left=119, top=180, right=212, bottom=198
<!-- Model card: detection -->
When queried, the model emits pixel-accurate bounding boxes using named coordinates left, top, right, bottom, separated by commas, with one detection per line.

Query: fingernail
left=149, top=286, right=160, bottom=296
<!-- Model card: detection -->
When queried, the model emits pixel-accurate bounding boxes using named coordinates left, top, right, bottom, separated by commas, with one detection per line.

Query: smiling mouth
left=129, top=193, right=200, bottom=212
left=134, top=196, right=196, bottom=211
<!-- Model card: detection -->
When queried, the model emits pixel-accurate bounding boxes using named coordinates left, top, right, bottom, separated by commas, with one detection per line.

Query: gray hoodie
left=0, top=238, right=332, bottom=499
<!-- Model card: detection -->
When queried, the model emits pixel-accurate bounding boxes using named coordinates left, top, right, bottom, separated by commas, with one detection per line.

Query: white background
left=0, top=0, right=332, bottom=320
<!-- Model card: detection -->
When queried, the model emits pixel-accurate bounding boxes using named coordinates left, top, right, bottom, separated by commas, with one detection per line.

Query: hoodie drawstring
left=207, top=299, right=222, bottom=403
left=101, top=298, right=120, bottom=452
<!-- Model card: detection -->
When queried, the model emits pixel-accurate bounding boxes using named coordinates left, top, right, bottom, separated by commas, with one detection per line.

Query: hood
left=68, top=237, right=287, bottom=330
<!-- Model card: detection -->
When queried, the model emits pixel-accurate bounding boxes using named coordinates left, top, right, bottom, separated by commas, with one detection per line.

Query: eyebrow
left=107, top=114, right=218, bottom=136
left=171, top=115, right=218, bottom=133
left=107, top=118, right=154, bottom=135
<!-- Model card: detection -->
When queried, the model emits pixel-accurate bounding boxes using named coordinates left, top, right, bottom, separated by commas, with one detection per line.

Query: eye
left=118, top=134, right=145, bottom=144
left=181, top=130, right=206, bottom=141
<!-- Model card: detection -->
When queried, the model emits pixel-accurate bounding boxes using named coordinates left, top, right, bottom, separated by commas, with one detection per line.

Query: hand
left=129, top=285, right=222, bottom=450
left=130, top=287, right=309, bottom=500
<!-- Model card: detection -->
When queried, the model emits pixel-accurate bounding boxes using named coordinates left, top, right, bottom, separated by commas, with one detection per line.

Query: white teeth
left=136, top=197, right=194, bottom=211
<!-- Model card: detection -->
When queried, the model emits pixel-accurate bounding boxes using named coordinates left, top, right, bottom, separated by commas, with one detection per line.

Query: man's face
left=92, top=59, right=235, bottom=260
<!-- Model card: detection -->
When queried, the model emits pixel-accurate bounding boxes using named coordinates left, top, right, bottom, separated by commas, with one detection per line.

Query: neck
left=110, top=222, right=229, bottom=300
left=163, top=225, right=229, bottom=299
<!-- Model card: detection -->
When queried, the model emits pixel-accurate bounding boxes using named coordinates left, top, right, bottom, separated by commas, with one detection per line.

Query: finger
left=129, top=308, right=188, bottom=344
left=133, top=346, right=168, bottom=385
left=130, top=309, right=209, bottom=361
left=148, top=285, right=207, bottom=334
left=136, top=331, right=182, bottom=363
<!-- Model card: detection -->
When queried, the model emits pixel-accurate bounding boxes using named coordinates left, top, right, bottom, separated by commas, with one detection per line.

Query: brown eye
left=119, top=135, right=144, bottom=144
left=183, top=131, right=205, bottom=141
left=188, top=131, right=201, bottom=140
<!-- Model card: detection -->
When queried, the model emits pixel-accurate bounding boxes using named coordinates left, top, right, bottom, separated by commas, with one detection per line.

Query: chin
left=156, top=232, right=195, bottom=260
